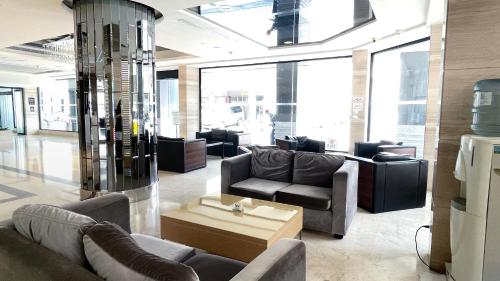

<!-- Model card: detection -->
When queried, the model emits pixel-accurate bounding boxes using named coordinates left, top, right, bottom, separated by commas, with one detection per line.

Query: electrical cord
left=415, top=225, right=431, bottom=268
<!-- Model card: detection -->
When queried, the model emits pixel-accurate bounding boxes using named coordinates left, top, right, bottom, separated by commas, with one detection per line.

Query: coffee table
left=160, top=193, right=303, bottom=262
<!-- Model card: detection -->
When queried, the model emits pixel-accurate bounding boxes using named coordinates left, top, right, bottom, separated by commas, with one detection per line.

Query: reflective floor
left=0, top=132, right=445, bottom=281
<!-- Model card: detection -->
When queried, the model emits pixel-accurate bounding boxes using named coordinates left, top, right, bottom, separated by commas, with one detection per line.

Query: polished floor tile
left=0, top=132, right=445, bottom=281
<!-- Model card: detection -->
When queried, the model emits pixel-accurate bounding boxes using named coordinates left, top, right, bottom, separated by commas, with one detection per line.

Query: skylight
left=198, top=0, right=375, bottom=47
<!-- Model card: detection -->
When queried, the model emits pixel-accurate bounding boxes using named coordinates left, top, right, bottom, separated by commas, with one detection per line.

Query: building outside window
left=157, top=78, right=180, bottom=137
left=39, top=79, right=78, bottom=132
left=200, top=57, right=352, bottom=151
left=369, top=40, right=430, bottom=158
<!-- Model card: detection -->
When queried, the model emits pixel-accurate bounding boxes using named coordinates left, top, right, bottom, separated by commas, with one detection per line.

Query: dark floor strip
left=0, top=165, right=80, bottom=187
left=0, top=183, right=36, bottom=204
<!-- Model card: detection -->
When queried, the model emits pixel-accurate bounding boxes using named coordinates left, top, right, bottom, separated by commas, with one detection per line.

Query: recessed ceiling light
left=213, top=46, right=221, bottom=49
left=220, top=5, right=231, bottom=11
left=201, top=42, right=208, bottom=45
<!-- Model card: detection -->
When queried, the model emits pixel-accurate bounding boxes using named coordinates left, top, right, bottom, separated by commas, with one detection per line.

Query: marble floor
left=0, top=132, right=445, bottom=281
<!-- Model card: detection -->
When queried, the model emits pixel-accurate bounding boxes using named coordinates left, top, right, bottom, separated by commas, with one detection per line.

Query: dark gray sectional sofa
left=0, top=194, right=306, bottom=281
left=221, top=148, right=359, bottom=238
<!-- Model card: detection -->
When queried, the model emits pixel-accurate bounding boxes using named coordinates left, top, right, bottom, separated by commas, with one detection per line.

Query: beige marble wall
left=423, top=24, right=444, bottom=190
left=178, top=65, right=200, bottom=140
left=430, top=0, right=500, bottom=272
left=24, top=87, right=39, bottom=135
left=349, top=50, right=370, bottom=153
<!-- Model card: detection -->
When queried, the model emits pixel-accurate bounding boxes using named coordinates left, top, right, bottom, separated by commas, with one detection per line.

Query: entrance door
left=0, top=89, right=15, bottom=130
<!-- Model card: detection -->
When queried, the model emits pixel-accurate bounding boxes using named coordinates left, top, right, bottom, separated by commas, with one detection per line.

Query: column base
left=80, top=181, right=158, bottom=203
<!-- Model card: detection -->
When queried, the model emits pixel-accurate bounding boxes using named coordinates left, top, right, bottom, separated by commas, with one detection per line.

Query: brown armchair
left=157, top=137, right=206, bottom=173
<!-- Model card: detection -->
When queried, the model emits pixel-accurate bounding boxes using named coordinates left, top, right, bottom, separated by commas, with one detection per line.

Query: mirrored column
left=72, top=0, right=158, bottom=197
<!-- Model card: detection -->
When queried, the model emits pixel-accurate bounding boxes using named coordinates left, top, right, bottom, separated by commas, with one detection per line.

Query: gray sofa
left=0, top=194, right=306, bottom=281
left=222, top=149, right=359, bottom=238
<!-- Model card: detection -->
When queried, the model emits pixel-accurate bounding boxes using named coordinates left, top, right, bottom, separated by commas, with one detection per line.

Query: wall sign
left=28, top=97, right=36, bottom=105
left=351, top=97, right=365, bottom=119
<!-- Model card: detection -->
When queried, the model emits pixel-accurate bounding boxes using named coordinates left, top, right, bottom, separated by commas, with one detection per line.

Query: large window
left=39, top=79, right=78, bottom=132
left=201, top=57, right=352, bottom=150
left=369, top=40, right=430, bottom=158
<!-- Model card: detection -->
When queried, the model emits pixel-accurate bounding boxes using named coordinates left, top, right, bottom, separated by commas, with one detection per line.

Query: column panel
left=349, top=49, right=369, bottom=153
left=178, top=65, right=200, bottom=140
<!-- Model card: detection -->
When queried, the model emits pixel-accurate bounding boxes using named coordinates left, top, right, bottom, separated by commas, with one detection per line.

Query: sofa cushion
left=211, top=129, right=227, bottom=141
left=230, top=178, right=291, bottom=201
left=276, top=184, right=332, bottom=211
left=251, top=147, right=294, bottom=182
left=83, top=222, right=199, bottom=281
left=12, top=204, right=96, bottom=266
left=184, top=253, right=246, bottom=281
left=292, top=152, right=345, bottom=188
left=0, top=228, right=103, bottom=281
left=131, top=233, right=195, bottom=263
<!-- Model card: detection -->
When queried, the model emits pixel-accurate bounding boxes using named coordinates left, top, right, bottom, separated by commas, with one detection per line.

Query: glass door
left=13, top=88, right=26, bottom=135
left=157, top=79, right=179, bottom=137
left=0, top=88, right=15, bottom=130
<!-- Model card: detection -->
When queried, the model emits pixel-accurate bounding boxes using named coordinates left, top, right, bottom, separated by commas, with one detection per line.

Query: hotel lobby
left=0, top=0, right=498, bottom=280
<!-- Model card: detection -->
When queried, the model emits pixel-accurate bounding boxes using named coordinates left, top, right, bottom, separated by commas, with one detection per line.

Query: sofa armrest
left=221, top=153, right=252, bottom=194
left=196, top=131, right=211, bottom=140
left=377, top=145, right=417, bottom=157
left=234, top=133, right=252, bottom=146
left=63, top=194, right=131, bottom=233
left=230, top=239, right=305, bottom=281
left=331, top=160, right=358, bottom=236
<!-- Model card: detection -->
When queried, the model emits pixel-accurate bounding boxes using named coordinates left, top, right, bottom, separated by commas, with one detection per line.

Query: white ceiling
left=0, top=0, right=445, bottom=76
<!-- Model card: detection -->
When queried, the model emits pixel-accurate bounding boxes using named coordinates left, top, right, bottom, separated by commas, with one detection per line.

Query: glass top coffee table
left=160, top=193, right=303, bottom=262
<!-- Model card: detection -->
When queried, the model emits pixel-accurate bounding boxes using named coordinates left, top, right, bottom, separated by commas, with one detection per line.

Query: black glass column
left=273, top=0, right=300, bottom=143
left=71, top=0, right=158, bottom=198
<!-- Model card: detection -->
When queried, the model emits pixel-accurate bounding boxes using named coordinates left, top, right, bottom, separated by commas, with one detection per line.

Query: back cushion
left=13, top=204, right=96, bottom=266
left=226, top=130, right=243, bottom=142
left=83, top=222, right=199, bottom=281
left=211, top=129, right=227, bottom=141
left=372, top=152, right=413, bottom=162
left=251, top=147, right=294, bottom=182
left=355, top=142, right=380, bottom=158
left=158, top=136, right=185, bottom=142
left=293, top=152, right=345, bottom=187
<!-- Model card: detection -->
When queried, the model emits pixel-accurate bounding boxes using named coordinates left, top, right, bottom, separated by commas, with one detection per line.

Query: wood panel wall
left=423, top=24, right=444, bottom=190
left=430, top=0, right=500, bottom=272
left=178, top=65, right=200, bottom=139
left=349, top=50, right=370, bottom=153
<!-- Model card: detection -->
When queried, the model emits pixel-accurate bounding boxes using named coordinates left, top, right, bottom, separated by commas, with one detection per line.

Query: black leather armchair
left=196, top=129, right=251, bottom=158
left=345, top=154, right=428, bottom=213
left=276, top=137, right=326, bottom=153
left=157, top=137, right=206, bottom=173
left=354, top=141, right=417, bottom=158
